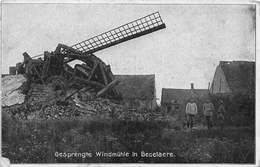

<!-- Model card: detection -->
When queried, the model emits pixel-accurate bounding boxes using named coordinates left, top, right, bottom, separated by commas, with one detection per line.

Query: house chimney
left=191, top=83, right=194, bottom=91
left=9, top=66, right=16, bottom=75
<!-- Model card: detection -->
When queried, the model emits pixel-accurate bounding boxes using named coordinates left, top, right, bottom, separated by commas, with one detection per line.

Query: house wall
left=162, top=103, right=184, bottom=115
left=124, top=98, right=156, bottom=110
left=162, top=96, right=209, bottom=118
left=210, top=65, right=232, bottom=94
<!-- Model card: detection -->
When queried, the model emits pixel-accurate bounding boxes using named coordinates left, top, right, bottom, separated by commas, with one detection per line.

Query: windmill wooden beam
left=19, top=11, right=166, bottom=101
left=71, top=12, right=166, bottom=54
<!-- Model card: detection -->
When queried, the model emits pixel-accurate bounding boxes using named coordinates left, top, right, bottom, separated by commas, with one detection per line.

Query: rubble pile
left=2, top=75, right=170, bottom=122
left=27, top=103, right=80, bottom=120
left=1, top=12, right=168, bottom=123
left=26, top=84, right=58, bottom=106
left=76, top=97, right=168, bottom=121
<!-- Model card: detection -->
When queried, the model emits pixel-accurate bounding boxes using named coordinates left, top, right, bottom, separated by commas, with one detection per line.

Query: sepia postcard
left=0, top=0, right=259, bottom=167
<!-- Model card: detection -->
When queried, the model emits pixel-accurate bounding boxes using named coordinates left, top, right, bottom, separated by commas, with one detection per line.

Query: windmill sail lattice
left=71, top=12, right=166, bottom=54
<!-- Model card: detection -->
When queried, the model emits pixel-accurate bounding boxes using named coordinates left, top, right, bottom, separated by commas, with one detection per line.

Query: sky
left=1, top=3, right=256, bottom=103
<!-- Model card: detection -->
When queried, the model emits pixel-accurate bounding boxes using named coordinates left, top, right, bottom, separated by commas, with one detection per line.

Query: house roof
left=220, top=61, right=255, bottom=93
left=114, top=74, right=155, bottom=100
left=161, top=88, right=209, bottom=105
left=1, top=74, right=9, bottom=78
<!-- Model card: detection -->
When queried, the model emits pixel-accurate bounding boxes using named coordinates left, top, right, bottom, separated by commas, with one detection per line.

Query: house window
left=167, top=106, right=171, bottom=112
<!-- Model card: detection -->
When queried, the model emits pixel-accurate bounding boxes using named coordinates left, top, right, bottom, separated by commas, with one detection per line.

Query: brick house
left=161, top=83, right=209, bottom=118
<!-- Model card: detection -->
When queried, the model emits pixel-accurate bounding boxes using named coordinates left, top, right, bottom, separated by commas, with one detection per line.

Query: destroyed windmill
left=15, top=12, right=166, bottom=102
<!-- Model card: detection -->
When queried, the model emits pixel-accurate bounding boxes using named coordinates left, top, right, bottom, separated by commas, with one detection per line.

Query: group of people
left=185, top=97, right=225, bottom=130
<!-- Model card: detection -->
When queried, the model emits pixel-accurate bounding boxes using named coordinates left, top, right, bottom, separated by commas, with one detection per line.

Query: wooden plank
left=64, top=86, right=89, bottom=101
left=99, top=63, right=108, bottom=85
left=33, top=67, right=45, bottom=84
left=97, top=79, right=120, bottom=97
left=75, top=65, right=90, bottom=77
left=88, top=62, right=98, bottom=80
left=105, top=65, right=115, bottom=82
left=73, top=76, right=105, bottom=89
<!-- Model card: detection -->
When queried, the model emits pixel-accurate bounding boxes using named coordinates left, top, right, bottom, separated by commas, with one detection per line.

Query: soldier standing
left=203, top=98, right=215, bottom=130
left=185, top=98, right=197, bottom=129
left=217, top=100, right=226, bottom=130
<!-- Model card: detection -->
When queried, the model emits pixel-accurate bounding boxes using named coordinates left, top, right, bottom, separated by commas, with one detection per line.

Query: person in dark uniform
left=217, top=100, right=226, bottom=130
left=203, top=98, right=215, bottom=130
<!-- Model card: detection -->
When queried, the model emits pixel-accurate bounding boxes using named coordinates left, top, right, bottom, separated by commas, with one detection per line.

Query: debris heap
left=2, top=75, right=168, bottom=122
left=27, top=83, right=58, bottom=106
left=25, top=96, right=167, bottom=121
left=2, top=12, right=167, bottom=121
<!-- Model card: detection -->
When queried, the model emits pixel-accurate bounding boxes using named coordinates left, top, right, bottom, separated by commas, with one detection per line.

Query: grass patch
left=1, top=111, right=255, bottom=163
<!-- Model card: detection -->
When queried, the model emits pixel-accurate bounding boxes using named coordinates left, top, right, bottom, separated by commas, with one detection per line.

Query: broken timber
left=13, top=12, right=165, bottom=102
left=97, top=79, right=121, bottom=97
